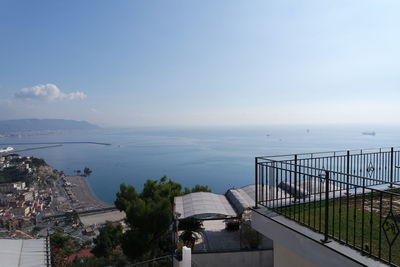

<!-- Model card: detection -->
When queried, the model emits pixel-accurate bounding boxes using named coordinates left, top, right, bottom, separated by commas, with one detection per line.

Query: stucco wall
left=251, top=210, right=365, bottom=267
left=274, top=242, right=316, bottom=267
left=192, top=250, right=273, bottom=267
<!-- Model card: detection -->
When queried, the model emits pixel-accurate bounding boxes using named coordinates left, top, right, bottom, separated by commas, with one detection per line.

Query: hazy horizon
left=3, top=118, right=400, bottom=130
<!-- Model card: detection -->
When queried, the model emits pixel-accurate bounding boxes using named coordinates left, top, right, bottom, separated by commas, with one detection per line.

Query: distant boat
left=362, top=131, right=376, bottom=136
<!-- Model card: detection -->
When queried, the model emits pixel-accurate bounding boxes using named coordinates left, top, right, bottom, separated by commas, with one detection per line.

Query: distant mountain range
left=0, top=119, right=99, bottom=134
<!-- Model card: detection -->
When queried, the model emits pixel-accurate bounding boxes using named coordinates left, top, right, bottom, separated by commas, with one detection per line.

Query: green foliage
left=81, top=240, right=92, bottom=249
left=114, top=176, right=211, bottom=260
left=178, top=217, right=203, bottom=232
left=184, top=184, right=212, bottom=194
left=65, top=210, right=80, bottom=225
left=50, top=231, right=80, bottom=255
left=67, top=257, right=108, bottom=267
left=277, top=196, right=400, bottom=265
left=30, top=157, right=47, bottom=167
left=32, top=226, right=43, bottom=233
left=178, top=218, right=203, bottom=247
left=115, top=177, right=177, bottom=260
left=50, top=231, right=80, bottom=266
left=92, top=221, right=123, bottom=258
left=0, top=166, right=29, bottom=184
left=10, top=157, right=25, bottom=164
left=115, top=177, right=178, bottom=260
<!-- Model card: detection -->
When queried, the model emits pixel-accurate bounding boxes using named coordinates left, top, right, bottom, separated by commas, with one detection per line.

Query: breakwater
left=0, top=141, right=111, bottom=146
left=12, top=144, right=63, bottom=153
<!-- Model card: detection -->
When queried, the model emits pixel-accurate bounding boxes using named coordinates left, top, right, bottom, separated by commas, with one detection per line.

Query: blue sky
left=0, top=1, right=399, bottom=127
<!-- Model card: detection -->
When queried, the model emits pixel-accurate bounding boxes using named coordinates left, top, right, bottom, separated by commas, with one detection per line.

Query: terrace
left=254, top=146, right=400, bottom=266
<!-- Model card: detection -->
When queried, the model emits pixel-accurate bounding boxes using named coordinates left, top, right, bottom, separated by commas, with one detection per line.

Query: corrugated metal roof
left=174, top=192, right=237, bottom=219
left=225, top=185, right=256, bottom=214
left=0, top=238, right=48, bottom=267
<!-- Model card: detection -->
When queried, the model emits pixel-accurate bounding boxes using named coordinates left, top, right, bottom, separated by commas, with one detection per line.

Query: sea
left=0, top=125, right=399, bottom=204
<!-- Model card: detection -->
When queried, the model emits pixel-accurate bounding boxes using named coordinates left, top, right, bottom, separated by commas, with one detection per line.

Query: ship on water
left=362, top=131, right=376, bottom=136
left=0, top=147, right=14, bottom=153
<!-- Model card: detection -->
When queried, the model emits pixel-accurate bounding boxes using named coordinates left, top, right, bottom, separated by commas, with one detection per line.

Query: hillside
left=0, top=119, right=99, bottom=134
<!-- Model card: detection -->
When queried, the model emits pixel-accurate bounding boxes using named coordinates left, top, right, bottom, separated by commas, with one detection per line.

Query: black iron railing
left=255, top=147, right=400, bottom=266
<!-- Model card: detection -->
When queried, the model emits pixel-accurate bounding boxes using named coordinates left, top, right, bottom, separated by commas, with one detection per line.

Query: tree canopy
left=184, top=184, right=211, bottom=194
left=92, top=221, right=123, bottom=258
left=50, top=231, right=80, bottom=267
left=0, top=166, right=29, bottom=184
left=114, top=176, right=210, bottom=261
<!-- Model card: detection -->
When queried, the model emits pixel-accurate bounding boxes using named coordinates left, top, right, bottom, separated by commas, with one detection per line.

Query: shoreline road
left=64, top=175, right=111, bottom=212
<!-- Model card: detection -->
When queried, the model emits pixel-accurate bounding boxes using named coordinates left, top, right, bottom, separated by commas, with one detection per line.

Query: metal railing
left=255, top=147, right=400, bottom=266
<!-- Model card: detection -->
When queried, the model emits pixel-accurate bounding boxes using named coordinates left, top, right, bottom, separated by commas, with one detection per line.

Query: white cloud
left=15, top=84, right=87, bottom=101
left=90, top=108, right=102, bottom=114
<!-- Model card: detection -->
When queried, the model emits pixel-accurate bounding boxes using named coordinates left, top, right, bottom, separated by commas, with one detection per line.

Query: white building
left=0, top=147, right=14, bottom=154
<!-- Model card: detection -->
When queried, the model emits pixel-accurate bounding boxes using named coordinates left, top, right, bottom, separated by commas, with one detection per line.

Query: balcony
left=254, top=147, right=400, bottom=266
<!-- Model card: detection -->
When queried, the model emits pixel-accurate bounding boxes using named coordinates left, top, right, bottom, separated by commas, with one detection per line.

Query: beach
left=63, top=175, right=111, bottom=212
left=63, top=175, right=127, bottom=226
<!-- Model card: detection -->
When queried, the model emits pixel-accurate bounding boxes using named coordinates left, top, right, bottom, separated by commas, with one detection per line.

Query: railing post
left=390, top=147, right=394, bottom=188
left=255, top=157, right=259, bottom=208
left=46, top=228, right=50, bottom=267
left=322, top=170, right=330, bottom=243
left=346, top=150, right=350, bottom=195
left=293, top=154, right=298, bottom=203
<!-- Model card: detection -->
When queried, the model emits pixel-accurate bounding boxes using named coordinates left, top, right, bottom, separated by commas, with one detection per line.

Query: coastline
left=63, top=175, right=112, bottom=212
left=83, top=176, right=114, bottom=207
left=63, top=175, right=126, bottom=226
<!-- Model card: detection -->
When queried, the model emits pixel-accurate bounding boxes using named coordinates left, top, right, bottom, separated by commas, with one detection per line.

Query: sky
left=0, top=0, right=400, bottom=127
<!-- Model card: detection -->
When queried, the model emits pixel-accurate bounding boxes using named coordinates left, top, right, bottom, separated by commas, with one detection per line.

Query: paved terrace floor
left=194, top=220, right=241, bottom=252
left=193, top=220, right=272, bottom=253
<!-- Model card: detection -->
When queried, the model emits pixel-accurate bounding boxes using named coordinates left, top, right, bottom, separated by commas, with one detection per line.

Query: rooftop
left=0, top=238, right=49, bottom=267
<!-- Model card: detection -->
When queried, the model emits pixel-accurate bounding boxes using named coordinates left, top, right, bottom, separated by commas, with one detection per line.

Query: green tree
left=92, top=221, right=123, bottom=258
left=178, top=217, right=203, bottom=248
left=30, top=157, right=47, bottom=167
left=115, top=177, right=181, bottom=260
left=65, top=210, right=80, bottom=225
left=114, top=177, right=211, bottom=261
left=184, top=184, right=212, bottom=194
left=50, top=231, right=80, bottom=266
left=0, top=166, right=29, bottom=184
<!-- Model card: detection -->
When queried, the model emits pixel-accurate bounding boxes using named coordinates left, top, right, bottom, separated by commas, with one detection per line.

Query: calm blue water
left=1, top=125, right=399, bottom=204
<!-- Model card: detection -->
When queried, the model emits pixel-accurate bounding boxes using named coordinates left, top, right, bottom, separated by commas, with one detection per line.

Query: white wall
left=192, top=250, right=273, bottom=267
left=274, top=242, right=316, bottom=267
left=251, top=210, right=367, bottom=267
